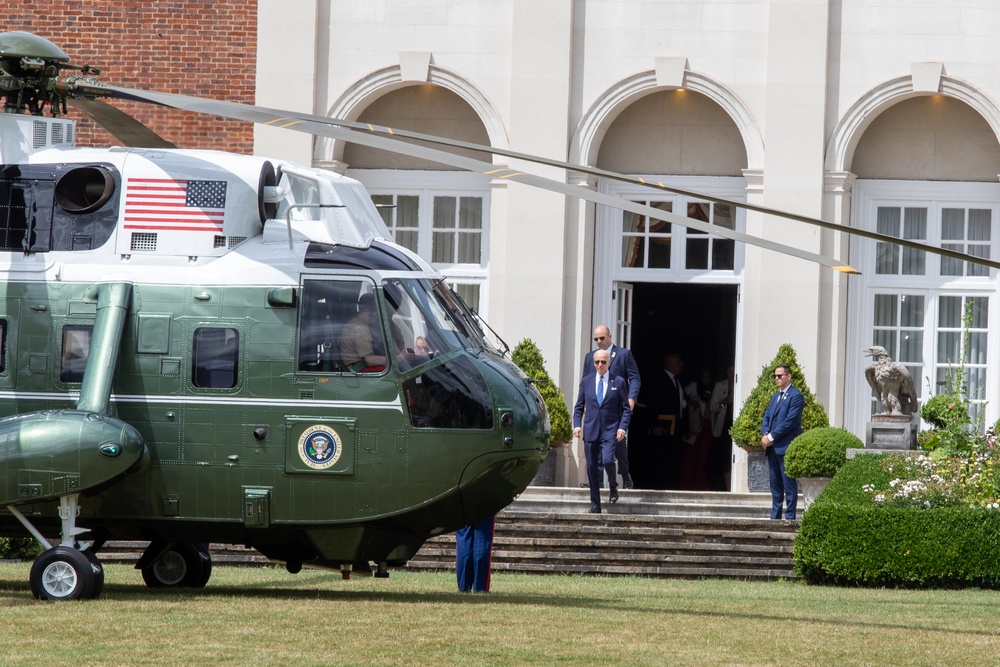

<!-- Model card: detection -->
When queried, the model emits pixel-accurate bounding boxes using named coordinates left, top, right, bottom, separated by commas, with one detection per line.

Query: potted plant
left=512, top=338, right=572, bottom=486
left=730, top=344, right=829, bottom=491
left=784, top=426, right=861, bottom=509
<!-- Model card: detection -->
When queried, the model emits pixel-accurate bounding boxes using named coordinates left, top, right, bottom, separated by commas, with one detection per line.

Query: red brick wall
left=5, top=1, right=257, bottom=153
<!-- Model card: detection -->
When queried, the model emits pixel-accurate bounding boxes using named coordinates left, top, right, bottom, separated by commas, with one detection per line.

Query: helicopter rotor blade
left=96, top=84, right=859, bottom=274
left=68, top=98, right=176, bottom=149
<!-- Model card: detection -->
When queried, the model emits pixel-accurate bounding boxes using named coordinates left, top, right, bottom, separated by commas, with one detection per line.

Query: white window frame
left=348, top=169, right=491, bottom=318
left=846, top=180, right=1000, bottom=434
left=593, top=175, right=747, bottom=323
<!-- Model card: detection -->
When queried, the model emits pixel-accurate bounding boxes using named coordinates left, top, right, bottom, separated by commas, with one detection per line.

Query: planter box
left=746, top=450, right=769, bottom=492
left=798, top=476, right=832, bottom=510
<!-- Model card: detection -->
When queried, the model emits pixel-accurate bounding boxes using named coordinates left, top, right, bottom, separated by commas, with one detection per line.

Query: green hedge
left=793, top=454, right=1000, bottom=588
left=0, top=536, right=38, bottom=561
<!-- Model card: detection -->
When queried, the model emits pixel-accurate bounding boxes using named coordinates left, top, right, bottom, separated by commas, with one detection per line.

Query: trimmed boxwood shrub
left=784, top=427, right=861, bottom=479
left=793, top=454, right=1000, bottom=588
left=511, top=338, right=571, bottom=446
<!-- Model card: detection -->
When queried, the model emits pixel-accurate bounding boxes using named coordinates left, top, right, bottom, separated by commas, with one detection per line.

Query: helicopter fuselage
left=0, top=113, right=549, bottom=571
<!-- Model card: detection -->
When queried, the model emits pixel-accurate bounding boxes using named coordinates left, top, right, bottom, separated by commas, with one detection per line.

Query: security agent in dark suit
left=760, top=365, right=805, bottom=519
left=581, top=324, right=640, bottom=489
left=573, top=349, right=632, bottom=513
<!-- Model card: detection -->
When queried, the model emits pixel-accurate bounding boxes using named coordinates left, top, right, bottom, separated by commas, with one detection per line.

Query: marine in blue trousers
left=455, top=514, right=495, bottom=592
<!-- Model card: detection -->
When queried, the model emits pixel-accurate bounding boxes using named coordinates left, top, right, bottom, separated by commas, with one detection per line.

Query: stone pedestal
left=746, top=450, right=769, bottom=492
left=866, top=415, right=918, bottom=450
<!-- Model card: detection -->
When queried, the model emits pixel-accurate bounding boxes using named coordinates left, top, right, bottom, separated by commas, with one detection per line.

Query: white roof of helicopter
left=1, top=114, right=434, bottom=285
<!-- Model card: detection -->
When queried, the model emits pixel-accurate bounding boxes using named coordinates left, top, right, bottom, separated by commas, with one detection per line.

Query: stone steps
left=95, top=488, right=801, bottom=581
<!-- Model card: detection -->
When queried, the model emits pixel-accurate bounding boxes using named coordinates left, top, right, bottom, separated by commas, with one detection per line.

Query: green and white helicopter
left=0, top=31, right=992, bottom=600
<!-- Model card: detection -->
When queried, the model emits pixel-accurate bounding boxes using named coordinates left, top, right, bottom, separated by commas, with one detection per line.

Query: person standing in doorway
left=707, top=364, right=736, bottom=491
left=573, top=349, right=632, bottom=513
left=760, top=365, right=804, bottom=519
left=455, top=514, right=495, bottom=593
left=581, top=324, right=640, bottom=489
left=644, top=352, right=686, bottom=489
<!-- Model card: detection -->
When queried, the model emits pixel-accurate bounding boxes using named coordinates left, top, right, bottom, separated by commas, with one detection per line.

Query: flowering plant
left=861, top=428, right=1000, bottom=509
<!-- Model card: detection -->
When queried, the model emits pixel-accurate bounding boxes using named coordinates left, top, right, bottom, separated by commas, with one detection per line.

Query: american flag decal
left=124, top=178, right=227, bottom=232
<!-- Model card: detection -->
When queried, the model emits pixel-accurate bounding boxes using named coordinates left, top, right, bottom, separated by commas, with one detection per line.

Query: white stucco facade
left=255, top=0, right=1000, bottom=490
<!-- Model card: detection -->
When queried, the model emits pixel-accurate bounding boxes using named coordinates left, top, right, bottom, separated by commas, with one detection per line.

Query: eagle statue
left=863, top=345, right=917, bottom=416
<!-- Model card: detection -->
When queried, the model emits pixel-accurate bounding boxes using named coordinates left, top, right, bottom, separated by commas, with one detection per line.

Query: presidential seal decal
left=298, top=425, right=343, bottom=470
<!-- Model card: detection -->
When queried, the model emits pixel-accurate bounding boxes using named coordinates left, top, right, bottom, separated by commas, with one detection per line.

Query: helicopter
left=1, top=30, right=995, bottom=602
left=0, top=31, right=551, bottom=601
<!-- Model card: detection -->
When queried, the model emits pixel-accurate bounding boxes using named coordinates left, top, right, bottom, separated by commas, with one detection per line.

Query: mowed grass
left=1, top=563, right=999, bottom=666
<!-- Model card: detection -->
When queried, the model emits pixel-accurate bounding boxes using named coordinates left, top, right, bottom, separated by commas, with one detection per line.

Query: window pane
left=648, top=236, right=671, bottom=268
left=459, top=197, right=482, bottom=229
left=874, top=294, right=897, bottom=326
left=0, top=318, right=5, bottom=373
left=686, top=238, right=708, bottom=269
left=941, top=208, right=964, bottom=240
left=938, top=296, right=962, bottom=327
left=899, top=331, right=922, bottom=364
left=968, top=209, right=991, bottom=241
left=900, top=295, right=923, bottom=327
left=192, top=328, right=239, bottom=388
left=433, top=197, right=456, bottom=229
left=712, top=239, right=735, bottom=270
left=432, top=231, right=454, bottom=263
left=457, top=232, right=481, bottom=264
left=454, top=283, right=481, bottom=313
left=60, top=325, right=92, bottom=383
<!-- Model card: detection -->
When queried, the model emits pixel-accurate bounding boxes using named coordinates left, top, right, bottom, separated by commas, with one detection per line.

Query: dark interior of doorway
left=626, top=282, right=738, bottom=492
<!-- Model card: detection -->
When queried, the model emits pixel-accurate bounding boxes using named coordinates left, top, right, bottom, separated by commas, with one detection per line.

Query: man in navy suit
left=582, top=325, right=640, bottom=488
left=760, top=365, right=804, bottom=519
left=574, top=348, right=632, bottom=513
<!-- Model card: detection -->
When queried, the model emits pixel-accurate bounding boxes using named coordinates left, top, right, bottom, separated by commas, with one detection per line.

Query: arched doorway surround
left=826, top=74, right=1000, bottom=173
left=318, top=64, right=508, bottom=166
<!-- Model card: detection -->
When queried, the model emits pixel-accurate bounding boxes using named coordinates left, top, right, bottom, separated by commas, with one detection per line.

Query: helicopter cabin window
left=60, top=325, right=93, bottom=383
left=192, top=327, right=240, bottom=388
left=0, top=180, right=35, bottom=252
left=0, top=318, right=6, bottom=372
left=298, top=279, right=387, bottom=373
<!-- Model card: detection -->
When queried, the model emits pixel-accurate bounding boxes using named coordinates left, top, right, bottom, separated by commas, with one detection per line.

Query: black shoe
left=588, top=503, right=601, bottom=513
left=609, top=491, right=619, bottom=504
left=622, top=474, right=634, bottom=489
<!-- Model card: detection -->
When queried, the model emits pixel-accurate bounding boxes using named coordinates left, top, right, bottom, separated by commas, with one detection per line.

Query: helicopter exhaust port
left=54, top=165, right=116, bottom=214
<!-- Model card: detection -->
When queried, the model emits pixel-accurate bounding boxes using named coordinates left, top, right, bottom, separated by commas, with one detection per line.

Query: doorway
left=626, top=282, right=738, bottom=491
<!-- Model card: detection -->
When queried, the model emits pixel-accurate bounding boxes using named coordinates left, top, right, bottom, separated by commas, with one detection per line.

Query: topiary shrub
left=511, top=338, right=571, bottom=446
left=785, top=427, right=860, bottom=478
left=730, top=343, right=829, bottom=450
left=920, top=393, right=971, bottom=430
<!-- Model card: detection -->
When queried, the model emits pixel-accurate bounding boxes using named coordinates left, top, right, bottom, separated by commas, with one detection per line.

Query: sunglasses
left=594, top=336, right=606, bottom=342
left=773, top=373, right=787, bottom=378
left=594, top=360, right=608, bottom=365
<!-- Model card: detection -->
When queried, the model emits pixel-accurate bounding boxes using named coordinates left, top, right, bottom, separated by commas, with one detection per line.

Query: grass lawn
left=1, top=563, right=998, bottom=666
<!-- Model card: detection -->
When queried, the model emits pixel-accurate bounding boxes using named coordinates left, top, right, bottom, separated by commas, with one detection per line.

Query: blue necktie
left=598, top=376, right=605, bottom=405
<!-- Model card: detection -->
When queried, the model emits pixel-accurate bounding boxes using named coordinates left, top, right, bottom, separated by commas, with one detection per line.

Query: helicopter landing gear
left=138, top=541, right=213, bottom=588
left=374, top=561, right=390, bottom=578
left=7, top=494, right=105, bottom=600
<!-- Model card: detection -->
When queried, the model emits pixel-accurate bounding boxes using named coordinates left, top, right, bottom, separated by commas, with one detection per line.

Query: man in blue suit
left=574, top=348, right=632, bottom=513
left=760, top=365, right=804, bottom=519
left=582, top=325, right=640, bottom=488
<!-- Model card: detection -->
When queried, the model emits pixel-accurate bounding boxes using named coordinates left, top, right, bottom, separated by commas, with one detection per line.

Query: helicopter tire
left=29, top=546, right=96, bottom=601
left=82, top=549, right=105, bottom=599
left=188, top=543, right=213, bottom=588
left=140, top=542, right=205, bottom=588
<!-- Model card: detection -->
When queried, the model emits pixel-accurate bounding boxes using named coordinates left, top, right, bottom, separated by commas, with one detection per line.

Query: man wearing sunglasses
left=573, top=349, right=632, bottom=513
left=581, top=325, right=641, bottom=489
left=760, top=365, right=804, bottom=519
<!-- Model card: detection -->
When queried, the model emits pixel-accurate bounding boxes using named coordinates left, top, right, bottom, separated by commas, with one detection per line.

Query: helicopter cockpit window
left=192, top=327, right=239, bottom=389
left=60, top=325, right=93, bottom=383
left=298, top=279, right=387, bottom=374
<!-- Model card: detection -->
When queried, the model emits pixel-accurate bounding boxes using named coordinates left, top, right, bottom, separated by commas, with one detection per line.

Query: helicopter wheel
left=29, top=546, right=96, bottom=601
left=140, top=542, right=205, bottom=588
left=82, top=549, right=105, bottom=599
left=189, top=543, right=213, bottom=589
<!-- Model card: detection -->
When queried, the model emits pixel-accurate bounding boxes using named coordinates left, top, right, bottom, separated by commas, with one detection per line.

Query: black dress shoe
left=588, top=503, right=601, bottom=513
left=622, top=473, right=634, bottom=489
left=609, top=491, right=619, bottom=504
